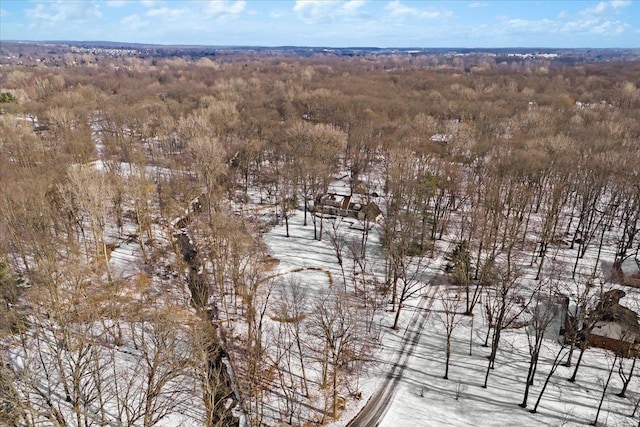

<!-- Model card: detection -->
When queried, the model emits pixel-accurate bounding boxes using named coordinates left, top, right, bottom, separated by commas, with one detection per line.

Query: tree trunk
left=569, top=342, right=587, bottom=382
left=444, top=337, right=451, bottom=380
left=531, top=345, right=567, bottom=414
left=617, top=356, right=636, bottom=398
left=520, top=351, right=539, bottom=408
left=285, top=213, right=290, bottom=237
left=393, top=300, right=402, bottom=330
left=594, top=353, right=618, bottom=426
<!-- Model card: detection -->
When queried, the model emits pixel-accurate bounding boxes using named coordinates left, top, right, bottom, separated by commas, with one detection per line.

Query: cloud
left=0, top=8, right=7, bottom=17
left=146, top=7, right=185, bottom=19
left=384, top=0, right=441, bottom=19
left=583, top=1, right=608, bottom=14
left=581, top=0, right=631, bottom=16
left=293, top=0, right=367, bottom=23
left=339, top=0, right=367, bottom=16
left=502, top=18, right=558, bottom=34
left=591, top=20, right=630, bottom=35
left=121, top=14, right=150, bottom=31
left=491, top=13, right=631, bottom=39
left=25, top=2, right=102, bottom=27
left=611, top=0, right=631, bottom=9
left=468, top=2, right=488, bottom=8
left=294, top=0, right=341, bottom=24
left=140, top=0, right=160, bottom=7
left=205, top=0, right=246, bottom=16
left=562, top=18, right=599, bottom=32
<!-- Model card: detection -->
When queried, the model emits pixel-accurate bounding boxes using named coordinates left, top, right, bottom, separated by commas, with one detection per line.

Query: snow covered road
left=348, top=280, right=440, bottom=427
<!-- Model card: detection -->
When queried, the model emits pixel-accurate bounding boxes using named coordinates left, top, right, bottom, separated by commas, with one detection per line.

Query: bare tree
left=61, top=166, right=114, bottom=281
left=188, top=133, right=226, bottom=217
left=434, top=289, right=465, bottom=380
left=128, top=169, right=156, bottom=261
left=482, top=260, right=527, bottom=389
left=617, top=354, right=636, bottom=398
left=392, top=253, right=431, bottom=331
left=593, top=351, right=619, bottom=426
left=327, top=216, right=348, bottom=290
left=309, top=289, right=367, bottom=420
left=447, top=241, right=476, bottom=315
left=276, top=276, right=310, bottom=398
left=520, top=283, right=558, bottom=409
left=568, top=281, right=615, bottom=383
left=530, top=342, right=570, bottom=414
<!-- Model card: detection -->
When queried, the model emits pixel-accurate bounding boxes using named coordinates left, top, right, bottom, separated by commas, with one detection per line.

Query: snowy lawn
left=263, top=203, right=640, bottom=427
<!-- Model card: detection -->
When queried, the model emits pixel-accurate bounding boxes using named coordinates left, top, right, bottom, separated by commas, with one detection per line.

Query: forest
left=1, top=46, right=640, bottom=426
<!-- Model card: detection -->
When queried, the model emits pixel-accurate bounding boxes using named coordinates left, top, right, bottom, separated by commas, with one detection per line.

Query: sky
left=0, top=0, right=639, bottom=48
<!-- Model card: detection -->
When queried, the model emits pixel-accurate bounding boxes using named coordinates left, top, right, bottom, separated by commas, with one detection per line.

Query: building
left=589, top=290, right=640, bottom=357
left=314, top=193, right=383, bottom=223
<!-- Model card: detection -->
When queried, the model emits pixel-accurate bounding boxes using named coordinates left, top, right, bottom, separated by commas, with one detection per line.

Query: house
left=314, top=193, right=383, bottom=223
left=358, top=202, right=383, bottom=223
left=589, top=290, right=640, bottom=357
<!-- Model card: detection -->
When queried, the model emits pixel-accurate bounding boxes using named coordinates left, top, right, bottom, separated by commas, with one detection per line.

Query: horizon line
left=4, top=40, right=639, bottom=51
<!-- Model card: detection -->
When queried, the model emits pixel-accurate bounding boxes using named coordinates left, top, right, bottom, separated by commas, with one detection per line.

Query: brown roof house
left=589, top=289, right=640, bottom=357
left=315, top=193, right=383, bottom=223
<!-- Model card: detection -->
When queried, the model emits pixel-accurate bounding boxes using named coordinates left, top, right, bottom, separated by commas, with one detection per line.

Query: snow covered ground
left=8, top=116, right=637, bottom=426
left=379, top=303, right=639, bottom=427
left=262, top=201, right=640, bottom=426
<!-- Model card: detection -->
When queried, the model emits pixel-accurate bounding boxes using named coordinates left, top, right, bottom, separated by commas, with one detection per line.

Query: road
left=346, top=280, right=439, bottom=427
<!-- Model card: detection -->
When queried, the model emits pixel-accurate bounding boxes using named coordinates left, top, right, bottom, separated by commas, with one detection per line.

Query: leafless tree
left=593, top=351, right=619, bottom=426
left=520, top=283, right=559, bottom=409
left=309, top=289, right=368, bottom=420
left=530, top=341, right=570, bottom=414
left=482, top=260, right=527, bottom=389
left=434, top=288, right=465, bottom=380
left=568, top=280, right=615, bottom=383
left=327, top=216, right=348, bottom=290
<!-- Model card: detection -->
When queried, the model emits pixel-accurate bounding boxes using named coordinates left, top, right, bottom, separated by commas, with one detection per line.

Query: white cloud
left=592, top=2, right=608, bottom=13
left=294, top=0, right=341, bottom=23
left=340, top=0, right=367, bottom=16
left=205, top=0, right=246, bottom=16
left=502, top=18, right=558, bottom=34
left=26, top=2, right=102, bottom=26
left=140, top=0, right=160, bottom=7
left=611, top=0, right=632, bottom=9
left=490, top=12, right=631, bottom=39
left=384, top=0, right=440, bottom=19
left=562, top=18, right=599, bottom=32
left=0, top=8, right=7, bottom=17
left=146, top=7, right=185, bottom=18
left=121, top=14, right=149, bottom=31
left=293, top=0, right=368, bottom=23
left=592, top=20, right=630, bottom=35
left=581, top=0, right=631, bottom=16
left=468, top=2, right=488, bottom=8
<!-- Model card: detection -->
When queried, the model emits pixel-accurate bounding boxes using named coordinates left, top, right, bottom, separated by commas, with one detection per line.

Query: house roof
left=360, top=202, right=382, bottom=219
left=591, top=289, right=640, bottom=340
